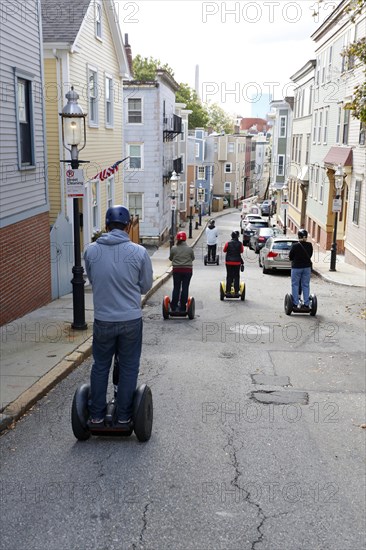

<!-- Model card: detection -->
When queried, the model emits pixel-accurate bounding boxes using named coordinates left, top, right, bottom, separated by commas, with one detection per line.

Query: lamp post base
left=71, top=265, right=87, bottom=330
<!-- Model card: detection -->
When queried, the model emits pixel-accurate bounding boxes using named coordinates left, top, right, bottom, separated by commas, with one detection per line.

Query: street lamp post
left=282, top=182, right=289, bottom=235
left=329, top=164, right=345, bottom=272
left=60, top=87, right=88, bottom=330
left=189, top=183, right=195, bottom=239
left=169, top=171, right=178, bottom=250
left=198, top=183, right=204, bottom=226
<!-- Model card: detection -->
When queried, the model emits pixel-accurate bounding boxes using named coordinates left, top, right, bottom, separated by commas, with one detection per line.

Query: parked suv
left=260, top=199, right=272, bottom=216
left=242, top=219, right=269, bottom=246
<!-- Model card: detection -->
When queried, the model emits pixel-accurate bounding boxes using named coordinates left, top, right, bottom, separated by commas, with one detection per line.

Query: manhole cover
left=251, top=375, right=291, bottom=386
left=251, top=390, right=308, bottom=405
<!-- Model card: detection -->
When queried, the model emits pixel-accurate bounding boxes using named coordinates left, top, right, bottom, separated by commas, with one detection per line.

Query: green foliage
left=176, top=83, right=209, bottom=129
left=343, top=37, right=366, bottom=123
left=132, top=54, right=175, bottom=81
left=205, top=103, right=235, bottom=134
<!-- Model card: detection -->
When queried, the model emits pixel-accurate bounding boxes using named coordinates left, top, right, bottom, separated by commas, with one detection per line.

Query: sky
left=116, top=0, right=341, bottom=117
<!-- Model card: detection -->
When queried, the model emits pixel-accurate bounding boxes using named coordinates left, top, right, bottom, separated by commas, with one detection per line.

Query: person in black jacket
left=289, top=229, right=313, bottom=308
left=223, top=231, right=244, bottom=294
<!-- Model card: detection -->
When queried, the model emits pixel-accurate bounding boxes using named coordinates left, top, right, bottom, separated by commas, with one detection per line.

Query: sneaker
left=89, top=418, right=104, bottom=425
left=117, top=418, right=131, bottom=424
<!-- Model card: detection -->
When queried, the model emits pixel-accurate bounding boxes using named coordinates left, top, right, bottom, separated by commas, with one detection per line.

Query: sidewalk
left=0, top=209, right=364, bottom=432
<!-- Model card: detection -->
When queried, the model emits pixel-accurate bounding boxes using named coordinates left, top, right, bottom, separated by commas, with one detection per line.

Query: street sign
left=281, top=201, right=288, bottom=211
left=332, top=198, right=342, bottom=213
left=171, top=198, right=177, bottom=210
left=197, top=189, right=205, bottom=203
left=66, top=169, right=84, bottom=197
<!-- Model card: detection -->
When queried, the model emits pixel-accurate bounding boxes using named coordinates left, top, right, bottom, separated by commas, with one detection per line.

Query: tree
left=205, top=103, right=235, bottom=134
left=132, top=54, right=175, bottom=80
left=176, top=83, right=209, bottom=129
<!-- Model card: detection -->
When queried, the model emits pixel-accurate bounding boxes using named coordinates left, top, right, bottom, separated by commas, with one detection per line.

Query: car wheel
left=262, top=264, right=269, bottom=274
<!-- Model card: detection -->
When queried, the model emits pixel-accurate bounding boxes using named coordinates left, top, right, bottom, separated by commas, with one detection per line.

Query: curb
left=0, top=219, right=210, bottom=435
left=312, top=269, right=364, bottom=288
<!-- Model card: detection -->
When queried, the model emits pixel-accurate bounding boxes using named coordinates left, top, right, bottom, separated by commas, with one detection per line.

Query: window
left=313, top=111, right=317, bottom=142
left=319, top=169, right=324, bottom=203
left=316, top=55, right=320, bottom=85
left=318, top=110, right=323, bottom=143
left=342, top=109, right=350, bottom=145
left=195, top=143, right=200, bottom=158
left=305, top=134, right=310, bottom=164
left=228, top=142, right=234, bottom=153
left=321, top=53, right=326, bottom=84
left=224, top=163, right=232, bottom=173
left=91, top=180, right=100, bottom=230
left=88, top=68, right=98, bottom=125
left=359, top=122, right=365, bottom=146
left=277, top=155, right=284, bottom=176
left=128, top=144, right=143, bottom=169
left=279, top=116, right=286, bottom=137
left=95, top=1, right=102, bottom=39
left=105, top=76, right=113, bottom=127
left=336, top=106, right=341, bottom=143
left=197, top=166, right=205, bottom=179
left=313, top=164, right=319, bottom=200
left=128, top=98, right=142, bottom=123
left=15, top=73, right=35, bottom=168
left=106, top=177, right=114, bottom=208
left=128, top=193, right=143, bottom=220
left=323, top=109, right=328, bottom=144
left=327, top=46, right=333, bottom=80
left=224, top=181, right=231, bottom=193
left=352, top=181, right=361, bottom=224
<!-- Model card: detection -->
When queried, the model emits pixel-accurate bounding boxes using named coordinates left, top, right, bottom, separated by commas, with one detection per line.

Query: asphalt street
left=0, top=212, right=365, bottom=550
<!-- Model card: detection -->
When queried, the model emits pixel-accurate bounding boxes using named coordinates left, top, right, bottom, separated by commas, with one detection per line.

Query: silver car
left=259, top=236, right=298, bottom=273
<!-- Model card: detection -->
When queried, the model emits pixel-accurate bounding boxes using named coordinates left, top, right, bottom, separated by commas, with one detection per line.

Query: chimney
left=124, top=34, right=134, bottom=77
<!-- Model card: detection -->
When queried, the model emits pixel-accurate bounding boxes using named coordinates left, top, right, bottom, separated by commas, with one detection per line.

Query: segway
left=71, top=355, right=153, bottom=442
left=204, top=251, right=219, bottom=266
left=284, top=293, right=317, bottom=316
left=220, top=280, right=246, bottom=301
left=162, top=295, right=195, bottom=319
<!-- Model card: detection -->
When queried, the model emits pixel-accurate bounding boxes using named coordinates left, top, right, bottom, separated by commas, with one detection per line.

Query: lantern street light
left=198, top=183, right=204, bottom=226
left=169, top=171, right=178, bottom=250
left=60, top=87, right=88, bottom=330
left=282, top=182, right=289, bottom=235
left=189, top=182, right=195, bottom=239
left=329, top=164, right=345, bottom=272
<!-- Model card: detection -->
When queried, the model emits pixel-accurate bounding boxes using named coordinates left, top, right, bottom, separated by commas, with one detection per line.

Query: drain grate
left=251, top=390, right=309, bottom=405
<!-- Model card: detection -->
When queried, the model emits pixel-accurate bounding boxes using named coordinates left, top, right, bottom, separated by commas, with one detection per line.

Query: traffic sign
left=281, top=201, right=288, bottom=211
left=332, top=198, right=342, bottom=213
left=66, top=168, right=84, bottom=197
left=171, top=198, right=177, bottom=210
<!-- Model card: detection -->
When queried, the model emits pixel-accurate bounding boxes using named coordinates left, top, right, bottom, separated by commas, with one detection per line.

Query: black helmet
left=209, top=219, right=215, bottom=225
left=298, top=229, right=308, bottom=239
left=105, top=205, right=130, bottom=226
left=231, top=231, right=239, bottom=239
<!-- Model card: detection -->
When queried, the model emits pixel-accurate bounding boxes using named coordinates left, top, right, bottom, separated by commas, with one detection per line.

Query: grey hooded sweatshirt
left=84, top=229, right=153, bottom=322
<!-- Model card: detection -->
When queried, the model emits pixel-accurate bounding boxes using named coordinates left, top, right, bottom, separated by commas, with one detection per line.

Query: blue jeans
left=90, top=317, right=142, bottom=421
left=171, top=271, right=192, bottom=311
left=291, top=267, right=311, bottom=306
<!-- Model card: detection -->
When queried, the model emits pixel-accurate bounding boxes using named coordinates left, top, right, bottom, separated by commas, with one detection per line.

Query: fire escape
left=163, top=114, right=183, bottom=184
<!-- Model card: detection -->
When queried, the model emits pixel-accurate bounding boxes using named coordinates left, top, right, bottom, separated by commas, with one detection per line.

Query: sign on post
left=197, top=188, right=205, bottom=203
left=332, top=198, right=342, bottom=213
left=281, top=201, right=288, bottom=211
left=66, top=169, right=84, bottom=197
left=171, top=198, right=177, bottom=210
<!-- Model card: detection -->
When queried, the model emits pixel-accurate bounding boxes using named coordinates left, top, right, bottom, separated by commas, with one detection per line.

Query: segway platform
left=284, top=293, right=317, bottom=316
left=71, top=383, right=153, bottom=442
left=220, top=281, right=246, bottom=301
left=204, top=254, right=219, bottom=266
left=162, top=296, right=195, bottom=319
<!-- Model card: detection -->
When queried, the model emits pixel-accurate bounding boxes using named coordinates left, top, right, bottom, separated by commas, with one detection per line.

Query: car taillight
left=258, top=236, right=265, bottom=242
left=267, top=251, right=278, bottom=258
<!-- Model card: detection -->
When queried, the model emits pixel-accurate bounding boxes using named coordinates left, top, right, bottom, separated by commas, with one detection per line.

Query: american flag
left=92, top=157, right=129, bottom=181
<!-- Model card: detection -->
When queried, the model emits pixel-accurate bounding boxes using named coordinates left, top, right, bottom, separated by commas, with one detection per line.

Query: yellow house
left=42, top=0, right=131, bottom=296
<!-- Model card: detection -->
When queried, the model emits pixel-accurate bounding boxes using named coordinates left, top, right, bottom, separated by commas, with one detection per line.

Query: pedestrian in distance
left=84, top=205, right=153, bottom=425
left=289, top=229, right=313, bottom=308
left=223, top=230, right=244, bottom=294
left=169, top=231, right=195, bottom=312
left=205, top=219, right=219, bottom=262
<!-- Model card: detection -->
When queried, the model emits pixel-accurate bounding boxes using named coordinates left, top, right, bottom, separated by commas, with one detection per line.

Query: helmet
left=231, top=231, right=239, bottom=239
left=105, top=205, right=130, bottom=226
left=176, top=231, right=187, bottom=241
left=209, top=219, right=215, bottom=225
left=298, top=229, right=308, bottom=239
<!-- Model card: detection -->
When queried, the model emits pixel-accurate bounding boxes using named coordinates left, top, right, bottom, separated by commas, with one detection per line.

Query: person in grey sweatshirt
left=84, top=205, right=153, bottom=425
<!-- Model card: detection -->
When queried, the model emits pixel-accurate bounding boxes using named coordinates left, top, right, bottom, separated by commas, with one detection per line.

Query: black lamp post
left=189, top=182, right=194, bottom=239
left=198, top=183, right=204, bottom=226
left=60, top=87, right=88, bottom=330
left=169, top=171, right=178, bottom=250
left=329, top=164, right=345, bottom=272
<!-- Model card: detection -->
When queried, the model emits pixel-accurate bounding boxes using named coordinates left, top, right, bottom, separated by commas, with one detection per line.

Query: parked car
left=260, top=199, right=272, bottom=216
left=242, top=220, right=269, bottom=246
left=249, top=227, right=277, bottom=253
left=258, top=236, right=298, bottom=273
left=240, top=214, right=264, bottom=233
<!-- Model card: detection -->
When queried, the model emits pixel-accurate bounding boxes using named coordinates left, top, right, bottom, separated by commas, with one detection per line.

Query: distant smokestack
left=124, top=33, right=134, bottom=77
left=195, top=64, right=200, bottom=98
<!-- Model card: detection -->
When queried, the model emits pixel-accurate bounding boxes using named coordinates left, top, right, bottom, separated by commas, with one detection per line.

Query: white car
left=240, top=214, right=266, bottom=233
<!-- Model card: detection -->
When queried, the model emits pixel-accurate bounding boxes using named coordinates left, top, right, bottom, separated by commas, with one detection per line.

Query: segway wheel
left=133, top=385, right=153, bottom=442
left=204, top=255, right=208, bottom=266
left=216, top=256, right=219, bottom=266
left=187, top=297, right=195, bottom=320
left=284, top=294, right=293, bottom=316
left=310, top=294, right=317, bottom=316
left=241, top=284, right=246, bottom=301
left=220, top=282, right=225, bottom=301
left=71, top=383, right=91, bottom=441
left=162, top=296, right=170, bottom=320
